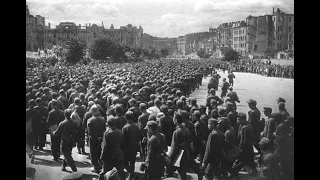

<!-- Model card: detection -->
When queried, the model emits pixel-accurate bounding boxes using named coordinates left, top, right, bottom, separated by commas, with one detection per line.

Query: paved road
left=27, top=70, right=293, bottom=180
left=189, top=70, right=294, bottom=116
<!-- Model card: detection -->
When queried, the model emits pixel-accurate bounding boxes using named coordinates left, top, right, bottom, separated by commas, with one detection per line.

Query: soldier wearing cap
left=274, top=116, right=292, bottom=180
left=193, top=110, right=209, bottom=164
left=221, top=78, right=230, bottom=98
left=137, top=102, right=149, bottom=160
left=206, top=89, right=223, bottom=111
left=158, top=105, right=175, bottom=147
left=227, top=71, right=235, bottom=87
left=201, top=118, right=225, bottom=180
left=46, top=99, right=65, bottom=161
left=277, top=102, right=290, bottom=121
left=167, top=112, right=203, bottom=180
left=26, top=99, right=40, bottom=163
left=87, top=105, right=106, bottom=173
left=189, top=98, right=199, bottom=119
left=114, top=105, right=127, bottom=131
left=246, top=99, right=261, bottom=152
left=277, top=97, right=286, bottom=104
left=128, top=98, right=141, bottom=124
left=226, top=86, right=240, bottom=105
left=122, top=111, right=140, bottom=180
left=143, top=121, right=165, bottom=180
left=99, top=116, right=126, bottom=180
left=54, top=109, right=78, bottom=172
left=33, top=97, right=49, bottom=151
left=231, top=112, right=258, bottom=177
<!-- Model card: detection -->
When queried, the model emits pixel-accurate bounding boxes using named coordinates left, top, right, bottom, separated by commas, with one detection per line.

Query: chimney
left=48, top=23, right=51, bottom=29
left=273, top=7, right=274, bottom=14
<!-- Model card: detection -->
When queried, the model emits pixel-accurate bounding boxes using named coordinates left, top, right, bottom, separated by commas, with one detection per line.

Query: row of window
left=233, top=43, right=246, bottom=48
left=234, top=29, right=246, bottom=35
left=273, top=16, right=293, bottom=23
left=234, top=36, right=247, bottom=41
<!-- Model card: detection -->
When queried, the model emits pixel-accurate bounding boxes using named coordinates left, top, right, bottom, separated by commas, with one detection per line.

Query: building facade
left=232, top=21, right=247, bottom=55
left=177, top=37, right=189, bottom=55
left=272, top=8, right=294, bottom=52
left=26, top=5, right=143, bottom=51
left=217, top=22, right=235, bottom=48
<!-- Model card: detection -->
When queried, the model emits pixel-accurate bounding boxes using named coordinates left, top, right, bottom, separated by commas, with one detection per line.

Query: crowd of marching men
left=26, top=58, right=294, bottom=180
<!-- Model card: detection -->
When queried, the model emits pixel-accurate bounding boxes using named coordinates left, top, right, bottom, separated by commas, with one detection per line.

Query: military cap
left=176, top=99, right=184, bottom=107
left=192, top=110, right=201, bottom=118
left=277, top=97, right=286, bottom=103
left=64, top=109, right=72, bottom=119
left=35, top=97, right=42, bottom=103
left=167, top=100, right=173, bottom=105
left=88, top=101, right=95, bottom=108
left=200, top=105, right=206, bottom=110
left=62, top=172, right=83, bottom=180
left=218, top=117, right=230, bottom=126
left=218, top=108, right=227, bottom=116
left=263, top=107, right=272, bottom=113
left=181, top=96, right=186, bottom=101
left=28, top=99, right=36, bottom=106
left=237, top=112, right=247, bottom=119
left=176, top=90, right=182, bottom=96
left=154, top=99, right=161, bottom=105
left=107, top=116, right=116, bottom=127
left=200, top=114, right=208, bottom=121
left=145, top=120, right=158, bottom=130
left=74, top=97, right=81, bottom=104
left=209, top=89, right=215, bottom=94
left=208, top=118, right=219, bottom=125
left=246, top=99, right=257, bottom=106
left=160, top=105, right=169, bottom=113
left=139, top=103, right=147, bottom=109
left=148, top=115, right=157, bottom=121
left=125, top=111, right=134, bottom=120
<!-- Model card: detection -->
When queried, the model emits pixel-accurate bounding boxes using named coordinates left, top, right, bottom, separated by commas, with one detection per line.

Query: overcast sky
left=26, top=0, right=294, bottom=38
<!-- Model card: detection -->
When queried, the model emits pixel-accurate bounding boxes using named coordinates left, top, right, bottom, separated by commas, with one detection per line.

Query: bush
left=222, top=49, right=242, bottom=62
left=62, top=38, right=86, bottom=64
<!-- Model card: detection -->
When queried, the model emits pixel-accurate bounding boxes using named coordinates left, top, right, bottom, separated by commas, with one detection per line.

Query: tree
left=112, top=44, right=127, bottom=63
left=222, top=49, right=242, bottom=62
left=62, top=38, right=86, bottom=64
left=160, top=48, right=169, bottom=58
left=197, top=49, right=211, bottom=58
left=89, top=38, right=116, bottom=61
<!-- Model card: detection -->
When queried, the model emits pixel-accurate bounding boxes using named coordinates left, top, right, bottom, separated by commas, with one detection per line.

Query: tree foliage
left=160, top=48, right=169, bottom=58
left=197, top=49, right=211, bottom=58
left=222, top=49, right=242, bottom=62
left=62, top=38, right=86, bottom=64
left=89, top=38, right=116, bottom=61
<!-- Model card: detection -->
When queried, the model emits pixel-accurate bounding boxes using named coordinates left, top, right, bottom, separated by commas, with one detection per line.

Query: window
left=273, top=17, right=275, bottom=22
left=289, top=17, right=292, bottom=22
left=289, top=26, right=292, bottom=32
left=234, top=37, right=236, bottom=41
left=280, top=35, right=282, bottom=41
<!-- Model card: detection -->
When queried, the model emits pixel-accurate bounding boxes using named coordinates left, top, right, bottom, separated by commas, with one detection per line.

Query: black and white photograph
left=26, top=0, right=294, bottom=179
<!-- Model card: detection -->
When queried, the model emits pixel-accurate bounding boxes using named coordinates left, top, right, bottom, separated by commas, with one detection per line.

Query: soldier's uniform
left=87, top=114, right=106, bottom=172
left=54, top=110, right=78, bottom=172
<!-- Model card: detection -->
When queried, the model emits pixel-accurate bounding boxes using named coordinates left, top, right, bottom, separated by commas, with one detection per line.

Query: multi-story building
left=152, top=38, right=177, bottom=54
left=217, top=22, right=235, bottom=48
left=26, top=5, right=46, bottom=51
left=198, top=39, right=216, bottom=55
left=26, top=5, right=144, bottom=51
left=232, top=21, right=247, bottom=55
left=177, top=36, right=189, bottom=55
left=272, top=8, right=294, bottom=52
